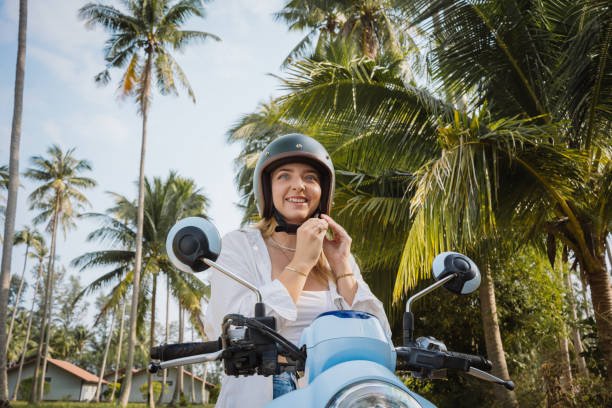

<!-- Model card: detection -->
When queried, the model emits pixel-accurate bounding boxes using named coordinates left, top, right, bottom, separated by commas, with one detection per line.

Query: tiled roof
left=48, top=358, right=107, bottom=384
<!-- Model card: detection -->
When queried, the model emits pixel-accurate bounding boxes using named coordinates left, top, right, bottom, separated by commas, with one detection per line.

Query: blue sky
left=0, top=0, right=304, bottom=324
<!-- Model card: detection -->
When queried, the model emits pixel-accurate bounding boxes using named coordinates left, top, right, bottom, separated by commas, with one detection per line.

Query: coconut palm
left=24, top=145, right=96, bottom=402
left=6, top=228, right=44, bottom=353
left=0, top=0, right=28, bottom=399
left=72, top=172, right=210, bottom=406
left=78, top=2, right=219, bottom=404
left=275, top=0, right=410, bottom=64
left=395, top=0, right=612, bottom=386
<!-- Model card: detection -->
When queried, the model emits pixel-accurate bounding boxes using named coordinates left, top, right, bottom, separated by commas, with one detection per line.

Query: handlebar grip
left=150, top=340, right=221, bottom=361
left=446, top=351, right=492, bottom=371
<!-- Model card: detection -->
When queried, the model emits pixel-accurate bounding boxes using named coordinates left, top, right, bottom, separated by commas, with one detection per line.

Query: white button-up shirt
left=204, top=227, right=392, bottom=408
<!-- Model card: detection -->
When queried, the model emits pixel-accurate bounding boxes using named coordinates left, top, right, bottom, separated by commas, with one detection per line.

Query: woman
left=204, top=133, right=391, bottom=407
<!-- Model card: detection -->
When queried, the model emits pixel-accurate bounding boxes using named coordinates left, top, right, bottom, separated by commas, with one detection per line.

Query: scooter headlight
left=326, top=380, right=423, bottom=408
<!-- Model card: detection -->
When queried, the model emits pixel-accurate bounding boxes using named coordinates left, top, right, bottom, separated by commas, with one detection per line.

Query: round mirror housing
left=166, top=217, right=221, bottom=273
left=432, top=252, right=481, bottom=295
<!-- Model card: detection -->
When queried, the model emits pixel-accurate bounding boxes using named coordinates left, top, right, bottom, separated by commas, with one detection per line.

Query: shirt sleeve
left=335, top=254, right=392, bottom=339
left=204, top=230, right=297, bottom=340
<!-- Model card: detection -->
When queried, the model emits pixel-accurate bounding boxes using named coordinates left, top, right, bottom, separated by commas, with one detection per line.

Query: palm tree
left=78, top=2, right=219, bottom=404
left=275, top=0, right=410, bottom=63
left=6, top=227, right=44, bottom=352
left=24, top=145, right=96, bottom=402
left=0, top=0, right=28, bottom=399
left=394, top=0, right=612, bottom=386
left=72, top=172, right=210, bottom=406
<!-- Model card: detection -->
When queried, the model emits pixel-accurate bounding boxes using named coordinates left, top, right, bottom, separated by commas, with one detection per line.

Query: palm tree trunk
left=147, top=274, right=158, bottom=408
left=11, top=258, right=41, bottom=400
left=565, top=268, right=588, bottom=376
left=119, top=49, right=153, bottom=408
left=171, top=306, right=184, bottom=406
left=478, top=264, right=518, bottom=408
left=0, top=0, right=28, bottom=400
left=30, top=197, right=59, bottom=403
left=558, top=331, right=574, bottom=389
left=581, top=252, right=612, bottom=387
left=201, top=364, right=208, bottom=404
left=6, top=243, right=30, bottom=355
left=156, top=275, right=170, bottom=405
left=110, top=300, right=126, bottom=402
left=36, top=196, right=60, bottom=402
left=95, top=310, right=116, bottom=401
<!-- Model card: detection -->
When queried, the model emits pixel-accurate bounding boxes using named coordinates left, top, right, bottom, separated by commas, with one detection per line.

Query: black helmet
left=253, top=133, right=335, bottom=219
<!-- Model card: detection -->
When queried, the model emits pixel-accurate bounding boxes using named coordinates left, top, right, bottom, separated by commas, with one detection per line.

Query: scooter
left=149, top=217, right=514, bottom=407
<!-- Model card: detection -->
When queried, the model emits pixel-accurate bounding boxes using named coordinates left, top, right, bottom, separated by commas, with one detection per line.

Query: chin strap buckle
left=272, top=209, right=321, bottom=235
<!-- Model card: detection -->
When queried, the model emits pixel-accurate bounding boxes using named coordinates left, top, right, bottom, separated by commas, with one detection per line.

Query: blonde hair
left=255, top=217, right=333, bottom=285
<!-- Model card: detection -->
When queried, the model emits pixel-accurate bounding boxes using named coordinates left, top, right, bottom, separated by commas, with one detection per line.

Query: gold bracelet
left=285, top=265, right=308, bottom=278
left=335, top=273, right=354, bottom=283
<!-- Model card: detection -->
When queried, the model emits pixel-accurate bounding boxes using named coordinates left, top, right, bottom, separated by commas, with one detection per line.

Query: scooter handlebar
left=150, top=340, right=222, bottom=361
left=445, top=351, right=492, bottom=371
left=395, top=346, right=491, bottom=372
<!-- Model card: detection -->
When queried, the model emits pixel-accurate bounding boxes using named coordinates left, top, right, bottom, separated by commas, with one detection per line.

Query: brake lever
left=148, top=350, right=224, bottom=374
left=466, top=367, right=515, bottom=390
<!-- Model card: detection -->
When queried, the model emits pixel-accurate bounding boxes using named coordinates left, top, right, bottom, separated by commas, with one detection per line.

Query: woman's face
left=271, top=162, right=322, bottom=224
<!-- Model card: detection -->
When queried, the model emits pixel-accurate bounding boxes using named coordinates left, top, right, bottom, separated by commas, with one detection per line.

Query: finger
left=320, top=214, right=347, bottom=237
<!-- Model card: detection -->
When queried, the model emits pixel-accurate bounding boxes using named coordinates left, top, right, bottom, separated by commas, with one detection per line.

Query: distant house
left=105, top=367, right=214, bottom=404
left=7, top=358, right=107, bottom=401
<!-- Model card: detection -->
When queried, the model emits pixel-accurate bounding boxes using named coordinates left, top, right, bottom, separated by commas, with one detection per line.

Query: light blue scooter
left=149, top=217, right=514, bottom=407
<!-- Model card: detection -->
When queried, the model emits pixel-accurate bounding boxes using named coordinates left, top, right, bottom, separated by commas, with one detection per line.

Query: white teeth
left=287, top=197, right=307, bottom=203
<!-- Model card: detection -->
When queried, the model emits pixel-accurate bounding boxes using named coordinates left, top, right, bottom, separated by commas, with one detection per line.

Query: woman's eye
left=305, top=175, right=319, bottom=182
left=277, top=173, right=290, bottom=180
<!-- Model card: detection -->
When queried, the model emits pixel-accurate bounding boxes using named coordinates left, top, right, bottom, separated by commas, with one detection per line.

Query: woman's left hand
left=320, top=214, right=352, bottom=273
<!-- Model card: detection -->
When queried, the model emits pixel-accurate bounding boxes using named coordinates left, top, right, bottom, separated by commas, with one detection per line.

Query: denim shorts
left=273, top=371, right=297, bottom=399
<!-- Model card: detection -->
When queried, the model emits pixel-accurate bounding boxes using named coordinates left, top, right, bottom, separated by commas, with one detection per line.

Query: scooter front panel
left=266, top=360, right=435, bottom=408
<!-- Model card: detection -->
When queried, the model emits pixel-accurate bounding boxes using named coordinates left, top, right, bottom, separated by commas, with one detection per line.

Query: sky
left=0, top=0, right=305, bottom=327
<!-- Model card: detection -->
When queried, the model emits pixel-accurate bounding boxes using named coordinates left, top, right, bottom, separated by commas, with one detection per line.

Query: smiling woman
left=203, top=133, right=391, bottom=408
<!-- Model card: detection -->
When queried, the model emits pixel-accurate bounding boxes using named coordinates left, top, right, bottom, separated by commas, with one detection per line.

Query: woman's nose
left=291, top=178, right=306, bottom=191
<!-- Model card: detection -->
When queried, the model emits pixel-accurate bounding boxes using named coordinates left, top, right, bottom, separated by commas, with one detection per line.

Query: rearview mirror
left=432, top=252, right=481, bottom=295
left=166, top=216, right=221, bottom=273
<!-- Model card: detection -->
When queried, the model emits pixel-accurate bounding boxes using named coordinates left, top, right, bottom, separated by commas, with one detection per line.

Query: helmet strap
left=273, top=208, right=321, bottom=235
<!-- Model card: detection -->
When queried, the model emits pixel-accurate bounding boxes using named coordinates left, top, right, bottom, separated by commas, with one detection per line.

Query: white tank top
left=281, top=290, right=336, bottom=345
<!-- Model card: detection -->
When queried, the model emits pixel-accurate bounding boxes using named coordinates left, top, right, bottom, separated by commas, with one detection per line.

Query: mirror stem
left=406, top=273, right=457, bottom=313
left=403, top=273, right=458, bottom=345
left=203, top=258, right=265, bottom=317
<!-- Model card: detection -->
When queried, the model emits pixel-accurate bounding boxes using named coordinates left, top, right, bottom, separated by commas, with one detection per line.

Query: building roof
left=8, top=358, right=107, bottom=384
left=48, top=358, right=108, bottom=384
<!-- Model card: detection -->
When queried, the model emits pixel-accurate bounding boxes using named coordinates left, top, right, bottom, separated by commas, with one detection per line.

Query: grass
left=10, top=402, right=215, bottom=408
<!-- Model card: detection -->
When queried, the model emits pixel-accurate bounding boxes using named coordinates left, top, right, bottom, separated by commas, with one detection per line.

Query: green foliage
left=101, top=382, right=121, bottom=400
left=79, top=0, right=220, bottom=109
left=18, top=377, right=50, bottom=401
left=139, top=380, right=163, bottom=401
left=207, top=384, right=220, bottom=404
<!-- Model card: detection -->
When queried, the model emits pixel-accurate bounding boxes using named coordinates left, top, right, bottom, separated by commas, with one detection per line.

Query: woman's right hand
left=291, top=218, right=328, bottom=272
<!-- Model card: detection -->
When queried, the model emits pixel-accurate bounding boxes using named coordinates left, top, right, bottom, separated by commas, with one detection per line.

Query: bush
left=139, top=381, right=163, bottom=402
left=17, top=377, right=50, bottom=400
